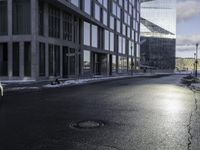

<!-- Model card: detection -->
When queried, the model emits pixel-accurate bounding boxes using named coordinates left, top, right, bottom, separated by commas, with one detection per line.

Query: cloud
left=176, top=45, right=196, bottom=52
left=177, top=0, right=200, bottom=22
left=177, top=35, right=200, bottom=46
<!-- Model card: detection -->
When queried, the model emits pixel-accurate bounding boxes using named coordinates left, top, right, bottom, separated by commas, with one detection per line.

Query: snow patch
left=6, top=87, right=40, bottom=91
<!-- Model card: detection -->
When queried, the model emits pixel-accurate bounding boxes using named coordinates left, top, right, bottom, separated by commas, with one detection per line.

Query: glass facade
left=0, top=0, right=141, bottom=80
left=140, top=0, right=176, bottom=70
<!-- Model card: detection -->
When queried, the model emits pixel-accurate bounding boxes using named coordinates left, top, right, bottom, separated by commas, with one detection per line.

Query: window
left=48, top=5, right=60, bottom=38
left=103, top=0, right=108, bottom=9
left=122, top=24, right=126, bottom=36
left=39, top=43, right=45, bottom=76
left=110, top=16, right=114, bottom=30
left=0, top=43, right=8, bottom=76
left=118, top=36, right=122, bottom=53
left=83, top=22, right=90, bottom=46
left=119, top=0, right=123, bottom=6
left=118, top=56, right=127, bottom=73
left=129, top=41, right=134, bottom=56
left=13, top=43, right=20, bottom=76
left=84, top=0, right=91, bottom=15
left=71, top=0, right=79, bottom=7
left=13, top=0, right=31, bottom=34
left=92, top=25, right=98, bottom=48
left=0, top=1, right=7, bottom=35
left=49, top=44, right=60, bottom=76
left=63, top=12, right=73, bottom=41
left=110, top=32, right=114, bottom=52
left=122, top=38, right=126, bottom=54
left=118, top=36, right=126, bottom=54
left=83, top=50, right=91, bottom=70
left=104, top=30, right=109, bottom=50
left=112, top=55, right=116, bottom=73
left=38, top=1, right=44, bottom=36
left=124, top=0, right=128, bottom=11
left=136, top=44, right=140, bottom=57
left=103, top=10, right=107, bottom=26
left=95, top=3, right=100, bottom=21
left=117, top=20, right=120, bottom=33
left=112, top=2, right=117, bottom=16
left=24, top=42, right=31, bottom=77
left=117, top=6, right=120, bottom=19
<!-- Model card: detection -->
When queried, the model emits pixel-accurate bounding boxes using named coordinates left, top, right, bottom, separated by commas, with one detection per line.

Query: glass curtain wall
left=0, top=0, right=7, bottom=35
left=13, top=0, right=31, bottom=34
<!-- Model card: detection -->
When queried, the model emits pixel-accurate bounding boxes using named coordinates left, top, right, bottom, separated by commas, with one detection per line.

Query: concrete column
left=45, top=43, right=49, bottom=77
left=44, top=2, right=48, bottom=37
left=31, top=0, right=39, bottom=80
left=8, top=0, right=12, bottom=37
left=19, top=42, right=24, bottom=78
left=60, top=9, right=63, bottom=40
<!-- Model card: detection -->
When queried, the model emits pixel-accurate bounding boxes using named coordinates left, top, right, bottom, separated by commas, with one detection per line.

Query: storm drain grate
left=70, top=120, right=105, bottom=129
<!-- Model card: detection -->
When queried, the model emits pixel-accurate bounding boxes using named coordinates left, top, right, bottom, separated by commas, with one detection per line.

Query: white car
left=0, top=82, right=3, bottom=97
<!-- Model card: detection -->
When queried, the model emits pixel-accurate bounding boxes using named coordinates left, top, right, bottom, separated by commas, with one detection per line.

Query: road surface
left=0, top=75, right=199, bottom=150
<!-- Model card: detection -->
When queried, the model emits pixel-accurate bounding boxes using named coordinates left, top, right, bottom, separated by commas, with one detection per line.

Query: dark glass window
left=49, top=44, right=54, bottom=76
left=0, top=43, right=8, bottom=76
left=39, top=1, right=44, bottom=36
left=13, top=43, right=20, bottom=76
left=48, top=5, right=60, bottom=38
left=39, top=43, right=45, bottom=76
left=13, top=0, right=31, bottom=34
left=63, top=12, right=72, bottom=41
left=48, top=44, right=60, bottom=76
left=0, top=1, right=8, bottom=35
left=24, top=42, right=31, bottom=77
left=54, top=45, right=60, bottom=76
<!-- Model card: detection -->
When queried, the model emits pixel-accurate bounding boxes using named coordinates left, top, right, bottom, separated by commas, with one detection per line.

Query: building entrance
left=92, top=52, right=107, bottom=75
left=63, top=47, right=76, bottom=78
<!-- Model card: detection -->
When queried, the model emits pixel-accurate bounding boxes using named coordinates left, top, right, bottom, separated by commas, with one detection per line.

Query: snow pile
left=43, top=76, right=131, bottom=88
left=190, top=83, right=200, bottom=90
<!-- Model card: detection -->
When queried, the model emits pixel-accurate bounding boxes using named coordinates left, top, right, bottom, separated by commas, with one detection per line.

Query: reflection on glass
left=92, top=25, right=98, bottom=48
left=83, top=22, right=90, bottom=46
left=83, top=50, right=90, bottom=70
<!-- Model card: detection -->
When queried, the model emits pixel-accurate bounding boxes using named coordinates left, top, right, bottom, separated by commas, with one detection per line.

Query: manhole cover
left=70, top=120, right=105, bottom=129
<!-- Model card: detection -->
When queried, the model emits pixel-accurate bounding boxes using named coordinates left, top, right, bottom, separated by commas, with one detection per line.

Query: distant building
left=0, top=0, right=141, bottom=80
left=140, top=0, right=176, bottom=71
left=176, top=57, right=200, bottom=71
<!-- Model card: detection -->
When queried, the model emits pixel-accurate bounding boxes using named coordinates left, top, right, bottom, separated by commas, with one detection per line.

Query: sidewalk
left=1, top=73, right=173, bottom=93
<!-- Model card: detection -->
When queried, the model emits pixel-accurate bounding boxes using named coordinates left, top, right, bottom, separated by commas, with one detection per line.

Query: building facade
left=0, top=0, right=140, bottom=80
left=140, top=0, right=176, bottom=70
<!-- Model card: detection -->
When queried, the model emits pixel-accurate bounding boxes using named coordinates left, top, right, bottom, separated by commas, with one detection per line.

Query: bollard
left=0, top=82, right=3, bottom=97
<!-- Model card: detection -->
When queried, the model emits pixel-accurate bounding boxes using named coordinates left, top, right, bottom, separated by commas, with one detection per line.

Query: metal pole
left=195, top=43, right=199, bottom=77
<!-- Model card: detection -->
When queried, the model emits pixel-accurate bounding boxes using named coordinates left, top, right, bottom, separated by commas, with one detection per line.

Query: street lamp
left=195, top=43, right=199, bottom=77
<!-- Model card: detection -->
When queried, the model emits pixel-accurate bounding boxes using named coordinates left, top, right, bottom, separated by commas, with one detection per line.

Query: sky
left=176, top=0, right=200, bottom=58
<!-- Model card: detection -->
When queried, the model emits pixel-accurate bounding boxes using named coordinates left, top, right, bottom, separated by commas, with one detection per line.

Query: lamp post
left=195, top=43, right=199, bottom=77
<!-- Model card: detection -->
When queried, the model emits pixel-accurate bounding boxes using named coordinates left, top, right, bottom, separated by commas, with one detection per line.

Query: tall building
left=140, top=0, right=176, bottom=70
left=0, top=0, right=140, bottom=80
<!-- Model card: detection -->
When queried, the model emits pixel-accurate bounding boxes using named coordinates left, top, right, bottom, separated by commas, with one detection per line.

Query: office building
left=0, top=0, right=141, bottom=80
left=140, top=0, right=176, bottom=70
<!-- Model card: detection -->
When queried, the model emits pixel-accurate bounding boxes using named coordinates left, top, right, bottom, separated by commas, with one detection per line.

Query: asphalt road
left=0, top=75, right=199, bottom=150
